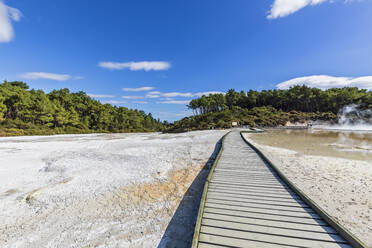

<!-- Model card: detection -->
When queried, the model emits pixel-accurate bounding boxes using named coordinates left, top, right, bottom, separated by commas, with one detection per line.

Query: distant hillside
left=0, top=81, right=163, bottom=136
left=167, top=86, right=372, bottom=132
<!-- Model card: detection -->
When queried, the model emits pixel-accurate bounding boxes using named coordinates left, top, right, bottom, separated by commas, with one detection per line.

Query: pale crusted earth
left=0, top=130, right=227, bottom=248
left=243, top=133, right=372, bottom=247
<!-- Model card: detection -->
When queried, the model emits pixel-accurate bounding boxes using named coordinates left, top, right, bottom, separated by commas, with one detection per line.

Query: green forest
left=1, top=82, right=371, bottom=136
left=0, top=81, right=163, bottom=136
left=167, top=86, right=372, bottom=132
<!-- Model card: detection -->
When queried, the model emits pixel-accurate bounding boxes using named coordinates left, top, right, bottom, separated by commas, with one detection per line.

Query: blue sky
left=1, top=0, right=372, bottom=121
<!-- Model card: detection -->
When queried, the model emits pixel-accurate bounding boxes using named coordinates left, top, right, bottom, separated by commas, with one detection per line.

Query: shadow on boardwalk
left=157, top=137, right=223, bottom=248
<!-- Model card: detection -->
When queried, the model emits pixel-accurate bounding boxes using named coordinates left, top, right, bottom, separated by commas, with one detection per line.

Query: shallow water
left=249, top=129, right=372, bottom=161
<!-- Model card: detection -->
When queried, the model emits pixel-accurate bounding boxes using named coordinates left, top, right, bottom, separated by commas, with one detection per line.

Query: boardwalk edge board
left=239, top=131, right=367, bottom=248
left=192, top=131, right=231, bottom=248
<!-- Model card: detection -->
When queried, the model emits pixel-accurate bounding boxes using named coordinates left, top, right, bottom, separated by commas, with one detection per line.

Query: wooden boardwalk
left=192, top=131, right=355, bottom=248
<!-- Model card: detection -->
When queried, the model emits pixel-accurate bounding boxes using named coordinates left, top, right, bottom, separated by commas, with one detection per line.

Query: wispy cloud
left=133, top=101, right=148, bottom=104
left=157, top=100, right=190, bottom=104
left=102, top=100, right=126, bottom=105
left=160, top=97, right=176, bottom=101
left=145, top=90, right=224, bottom=99
left=122, top=86, right=155, bottom=92
left=0, top=1, right=22, bottom=42
left=121, top=95, right=144, bottom=99
left=20, top=72, right=82, bottom=81
left=88, top=94, right=115, bottom=98
left=267, top=0, right=340, bottom=19
left=276, top=75, right=372, bottom=90
left=99, top=61, right=171, bottom=71
left=162, top=92, right=194, bottom=97
left=145, top=91, right=162, bottom=98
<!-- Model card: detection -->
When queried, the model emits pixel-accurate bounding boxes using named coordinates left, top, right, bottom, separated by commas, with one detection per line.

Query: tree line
left=0, top=81, right=163, bottom=136
left=188, top=86, right=372, bottom=115
left=166, top=85, right=371, bottom=132
left=2, top=82, right=371, bottom=135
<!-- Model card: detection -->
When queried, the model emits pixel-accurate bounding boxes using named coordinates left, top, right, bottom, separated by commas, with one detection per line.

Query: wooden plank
left=214, top=168, right=272, bottom=172
left=214, top=170, right=273, bottom=174
left=217, top=160, right=265, bottom=164
left=202, top=212, right=337, bottom=233
left=214, top=167, right=273, bottom=171
left=212, top=176, right=283, bottom=183
left=199, top=233, right=301, bottom=248
left=208, top=183, right=290, bottom=193
left=202, top=218, right=347, bottom=243
left=208, top=185, right=298, bottom=197
left=208, top=182, right=291, bottom=193
left=204, top=202, right=317, bottom=219
left=210, top=180, right=287, bottom=189
left=207, top=188, right=302, bottom=200
left=207, top=198, right=315, bottom=214
left=203, top=207, right=328, bottom=225
left=217, top=164, right=269, bottom=167
left=207, top=189, right=298, bottom=199
left=213, top=171, right=276, bottom=175
left=205, top=198, right=314, bottom=213
left=207, top=192, right=305, bottom=205
left=211, top=178, right=280, bottom=184
left=206, top=195, right=308, bottom=209
left=215, top=169, right=271, bottom=173
left=211, top=177, right=279, bottom=183
left=212, top=172, right=277, bottom=177
left=213, top=171, right=278, bottom=176
left=217, top=161, right=266, bottom=166
left=214, top=168, right=270, bottom=173
left=200, top=226, right=351, bottom=248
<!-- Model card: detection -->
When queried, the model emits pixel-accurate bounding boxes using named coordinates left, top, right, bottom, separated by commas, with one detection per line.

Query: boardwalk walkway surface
left=192, top=131, right=353, bottom=248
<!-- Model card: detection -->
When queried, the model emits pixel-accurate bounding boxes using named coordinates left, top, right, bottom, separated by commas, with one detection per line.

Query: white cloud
left=0, top=1, right=22, bottom=42
left=20, top=72, right=81, bottom=81
left=160, top=97, right=175, bottom=101
left=123, top=90, right=224, bottom=100
left=133, top=101, right=148, bottom=104
left=99, top=61, right=171, bottom=71
left=148, top=91, right=161, bottom=94
left=157, top=100, right=190, bottom=105
left=102, top=100, right=126, bottom=105
left=276, top=75, right=372, bottom=90
left=267, top=0, right=330, bottom=19
left=122, top=86, right=154, bottom=92
left=162, top=92, right=194, bottom=97
left=145, top=91, right=162, bottom=98
left=121, top=95, right=144, bottom=99
left=144, top=90, right=223, bottom=99
left=88, top=94, right=115, bottom=98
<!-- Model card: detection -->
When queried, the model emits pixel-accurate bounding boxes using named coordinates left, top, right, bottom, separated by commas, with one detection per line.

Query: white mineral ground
left=0, top=130, right=227, bottom=248
left=243, top=132, right=372, bottom=247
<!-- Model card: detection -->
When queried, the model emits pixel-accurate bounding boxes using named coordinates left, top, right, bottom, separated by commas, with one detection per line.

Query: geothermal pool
left=249, top=129, right=372, bottom=161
